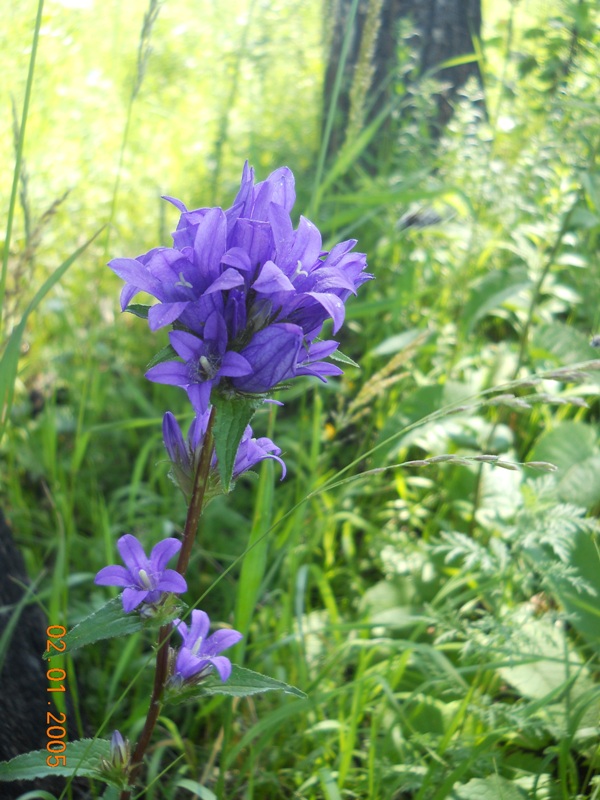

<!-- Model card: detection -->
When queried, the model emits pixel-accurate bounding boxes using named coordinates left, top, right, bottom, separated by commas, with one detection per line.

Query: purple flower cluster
left=95, top=538, right=241, bottom=684
left=163, top=409, right=285, bottom=497
left=110, top=163, right=371, bottom=413
left=97, top=162, right=370, bottom=696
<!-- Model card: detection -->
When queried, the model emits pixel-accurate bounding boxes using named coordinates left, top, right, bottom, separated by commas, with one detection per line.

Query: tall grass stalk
left=308, top=0, right=361, bottom=219
left=103, top=0, right=162, bottom=262
left=344, top=0, right=384, bottom=147
left=0, top=0, right=44, bottom=331
left=209, top=0, right=258, bottom=203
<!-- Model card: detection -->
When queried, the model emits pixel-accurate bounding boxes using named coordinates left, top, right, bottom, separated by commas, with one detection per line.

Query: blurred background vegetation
left=1, top=0, right=600, bottom=797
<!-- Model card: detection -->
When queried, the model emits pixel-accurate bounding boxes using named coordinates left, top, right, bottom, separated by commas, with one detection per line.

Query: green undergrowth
left=1, top=0, right=600, bottom=798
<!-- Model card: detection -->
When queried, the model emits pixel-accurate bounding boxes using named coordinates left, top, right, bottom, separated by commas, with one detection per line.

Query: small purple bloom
left=95, top=534, right=187, bottom=613
left=162, top=409, right=286, bottom=497
left=109, top=162, right=372, bottom=413
left=172, top=610, right=242, bottom=683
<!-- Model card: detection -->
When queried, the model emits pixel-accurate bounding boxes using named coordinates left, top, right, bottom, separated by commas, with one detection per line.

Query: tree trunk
left=323, top=0, right=483, bottom=157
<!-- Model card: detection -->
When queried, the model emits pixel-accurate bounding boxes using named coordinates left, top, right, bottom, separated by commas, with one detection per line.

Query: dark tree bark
left=323, top=0, right=483, bottom=156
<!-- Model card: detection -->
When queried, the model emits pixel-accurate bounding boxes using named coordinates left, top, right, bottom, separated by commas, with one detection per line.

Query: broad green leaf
left=0, top=738, right=110, bottom=783
left=528, top=421, right=596, bottom=474
left=532, top=322, right=598, bottom=366
left=212, top=394, right=258, bottom=492
left=450, top=775, right=529, bottom=800
left=460, top=266, right=531, bottom=334
left=499, top=615, right=593, bottom=704
left=46, top=597, right=141, bottom=658
left=167, top=665, right=306, bottom=704
left=557, top=455, right=600, bottom=508
left=0, top=227, right=104, bottom=443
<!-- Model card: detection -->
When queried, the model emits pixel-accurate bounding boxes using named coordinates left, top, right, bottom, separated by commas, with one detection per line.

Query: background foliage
left=1, top=0, right=600, bottom=797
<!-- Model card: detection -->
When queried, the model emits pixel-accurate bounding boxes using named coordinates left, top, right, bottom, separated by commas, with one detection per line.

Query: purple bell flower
left=95, top=534, right=187, bottom=613
left=171, top=610, right=242, bottom=684
left=109, top=162, right=372, bottom=412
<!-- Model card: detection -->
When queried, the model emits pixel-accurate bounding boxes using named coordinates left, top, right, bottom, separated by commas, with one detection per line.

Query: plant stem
left=176, top=405, right=217, bottom=576
left=122, top=622, right=171, bottom=795
left=119, top=405, right=217, bottom=799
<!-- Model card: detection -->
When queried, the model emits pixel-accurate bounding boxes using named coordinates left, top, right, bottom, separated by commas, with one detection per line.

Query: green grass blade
left=0, top=0, right=44, bottom=330
left=0, top=226, right=104, bottom=443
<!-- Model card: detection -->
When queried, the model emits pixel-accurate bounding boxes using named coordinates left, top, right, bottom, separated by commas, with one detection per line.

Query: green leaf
left=450, top=775, right=529, bottom=800
left=212, top=394, right=258, bottom=492
left=0, top=738, right=110, bottom=782
left=549, top=527, right=600, bottom=653
left=528, top=421, right=596, bottom=473
left=329, top=348, right=360, bottom=369
left=46, top=597, right=141, bottom=658
left=557, top=455, right=600, bottom=508
left=176, top=779, right=218, bottom=799
left=167, top=665, right=306, bottom=704
left=499, top=614, right=593, bottom=703
left=124, top=303, right=150, bottom=319
left=532, top=322, right=598, bottom=365
left=146, top=343, right=177, bottom=370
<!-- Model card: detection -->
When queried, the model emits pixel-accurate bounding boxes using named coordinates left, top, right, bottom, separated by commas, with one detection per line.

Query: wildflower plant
left=0, top=163, right=369, bottom=797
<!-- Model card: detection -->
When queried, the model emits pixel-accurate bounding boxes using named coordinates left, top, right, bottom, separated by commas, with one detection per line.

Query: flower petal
left=204, top=629, right=243, bottom=656
left=235, top=324, right=303, bottom=392
left=148, top=301, right=189, bottom=331
left=162, top=195, right=188, bottom=213
left=169, top=330, right=203, bottom=361
left=192, top=207, right=228, bottom=283
left=150, top=538, right=182, bottom=572
left=204, top=268, right=245, bottom=296
left=210, top=655, right=233, bottom=682
left=305, top=292, right=346, bottom=333
left=187, top=381, right=213, bottom=413
left=145, top=361, right=189, bottom=387
left=156, top=569, right=187, bottom=595
left=252, top=260, right=295, bottom=295
left=187, top=609, right=211, bottom=646
left=219, top=351, right=253, bottom=378
left=94, top=565, right=132, bottom=587
left=117, top=534, right=148, bottom=572
left=122, top=587, right=147, bottom=613
left=109, top=258, right=163, bottom=299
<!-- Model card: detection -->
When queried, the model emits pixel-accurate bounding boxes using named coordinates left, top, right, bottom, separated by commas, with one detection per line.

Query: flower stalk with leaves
left=97, top=164, right=369, bottom=797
